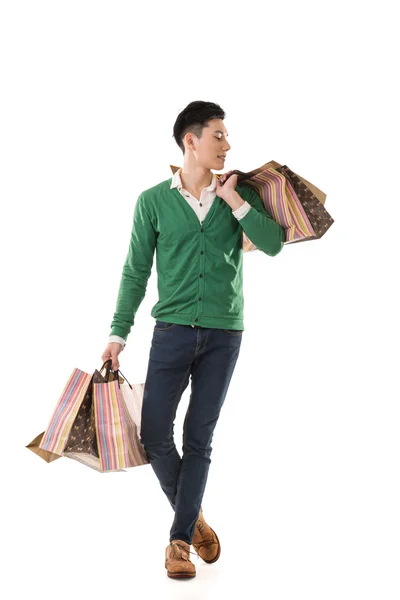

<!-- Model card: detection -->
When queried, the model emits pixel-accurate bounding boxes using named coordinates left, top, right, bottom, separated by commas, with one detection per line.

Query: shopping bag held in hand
left=26, top=360, right=149, bottom=473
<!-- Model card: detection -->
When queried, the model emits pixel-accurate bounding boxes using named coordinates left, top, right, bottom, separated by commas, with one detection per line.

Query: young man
left=101, top=100, right=285, bottom=579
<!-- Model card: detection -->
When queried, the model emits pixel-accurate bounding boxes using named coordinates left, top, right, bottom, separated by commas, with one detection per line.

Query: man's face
left=186, top=118, right=231, bottom=170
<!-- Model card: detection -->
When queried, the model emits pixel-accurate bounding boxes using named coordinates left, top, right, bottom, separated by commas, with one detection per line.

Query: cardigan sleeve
left=236, top=186, right=285, bottom=256
left=109, top=194, right=157, bottom=341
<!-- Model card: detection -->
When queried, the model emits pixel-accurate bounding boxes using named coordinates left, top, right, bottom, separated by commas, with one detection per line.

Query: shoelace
left=169, top=541, right=200, bottom=561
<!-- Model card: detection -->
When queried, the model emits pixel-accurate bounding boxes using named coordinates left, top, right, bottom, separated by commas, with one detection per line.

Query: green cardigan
left=109, top=178, right=285, bottom=341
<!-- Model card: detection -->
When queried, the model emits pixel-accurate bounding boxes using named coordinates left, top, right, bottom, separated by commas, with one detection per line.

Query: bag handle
left=223, top=163, right=283, bottom=184
left=114, top=368, right=133, bottom=390
left=99, top=359, right=115, bottom=381
left=100, top=359, right=133, bottom=390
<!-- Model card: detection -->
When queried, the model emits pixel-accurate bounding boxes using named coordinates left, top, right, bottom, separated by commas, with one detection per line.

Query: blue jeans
left=139, top=319, right=243, bottom=544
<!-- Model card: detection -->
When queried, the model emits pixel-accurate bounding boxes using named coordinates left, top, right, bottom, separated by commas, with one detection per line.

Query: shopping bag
left=170, top=161, right=333, bottom=249
left=274, top=164, right=334, bottom=244
left=229, top=161, right=333, bottom=245
left=92, top=362, right=149, bottom=472
left=235, top=166, right=316, bottom=248
left=38, top=367, right=94, bottom=456
left=27, top=360, right=148, bottom=473
left=62, top=363, right=120, bottom=471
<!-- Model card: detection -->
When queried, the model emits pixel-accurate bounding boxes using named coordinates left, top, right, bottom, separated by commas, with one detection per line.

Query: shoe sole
left=167, top=571, right=196, bottom=578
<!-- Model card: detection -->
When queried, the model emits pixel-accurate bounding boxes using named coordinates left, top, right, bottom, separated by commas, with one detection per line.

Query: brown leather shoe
left=191, top=507, right=221, bottom=563
left=165, top=539, right=197, bottom=578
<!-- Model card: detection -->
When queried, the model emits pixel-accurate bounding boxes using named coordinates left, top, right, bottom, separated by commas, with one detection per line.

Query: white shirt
left=108, top=168, right=251, bottom=348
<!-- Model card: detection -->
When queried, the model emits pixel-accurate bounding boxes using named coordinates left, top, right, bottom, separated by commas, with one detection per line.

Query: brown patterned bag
left=272, top=164, right=333, bottom=242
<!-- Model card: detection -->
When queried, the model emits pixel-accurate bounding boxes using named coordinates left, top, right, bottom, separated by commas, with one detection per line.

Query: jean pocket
left=222, top=328, right=244, bottom=335
left=154, top=320, right=178, bottom=331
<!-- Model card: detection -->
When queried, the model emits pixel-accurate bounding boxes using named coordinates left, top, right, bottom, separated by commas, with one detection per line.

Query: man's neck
left=179, top=165, right=213, bottom=196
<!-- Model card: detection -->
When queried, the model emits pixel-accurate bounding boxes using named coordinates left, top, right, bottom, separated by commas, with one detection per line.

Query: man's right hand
left=101, top=342, right=124, bottom=371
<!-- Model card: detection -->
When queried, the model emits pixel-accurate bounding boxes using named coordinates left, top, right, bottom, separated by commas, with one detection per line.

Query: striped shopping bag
left=236, top=166, right=316, bottom=249
left=228, top=161, right=333, bottom=248
left=61, top=363, right=124, bottom=472
left=91, top=365, right=148, bottom=472
left=38, top=367, right=94, bottom=456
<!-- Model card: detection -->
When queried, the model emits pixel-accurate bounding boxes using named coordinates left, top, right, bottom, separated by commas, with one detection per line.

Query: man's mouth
left=218, top=156, right=226, bottom=161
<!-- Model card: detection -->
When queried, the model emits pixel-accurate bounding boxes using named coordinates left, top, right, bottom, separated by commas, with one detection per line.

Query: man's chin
left=211, top=163, right=226, bottom=171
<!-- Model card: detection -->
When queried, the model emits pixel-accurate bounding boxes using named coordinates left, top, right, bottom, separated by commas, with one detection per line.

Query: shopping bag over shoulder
left=226, top=161, right=333, bottom=246
left=274, top=164, right=334, bottom=244
left=170, top=161, right=333, bottom=249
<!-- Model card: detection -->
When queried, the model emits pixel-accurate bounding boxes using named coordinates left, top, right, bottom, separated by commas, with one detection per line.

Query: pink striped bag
left=39, top=367, right=93, bottom=456
left=231, top=162, right=333, bottom=249
left=91, top=367, right=148, bottom=472
left=235, top=166, right=316, bottom=249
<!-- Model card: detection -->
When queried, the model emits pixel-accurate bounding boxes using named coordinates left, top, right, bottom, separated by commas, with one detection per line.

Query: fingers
left=101, top=350, right=120, bottom=372
left=220, top=170, right=234, bottom=183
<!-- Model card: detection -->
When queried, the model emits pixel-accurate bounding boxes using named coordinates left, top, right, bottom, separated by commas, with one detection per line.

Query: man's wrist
left=224, top=191, right=245, bottom=211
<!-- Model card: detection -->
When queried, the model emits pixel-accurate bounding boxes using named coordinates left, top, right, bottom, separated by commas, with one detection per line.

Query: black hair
left=172, top=101, right=226, bottom=155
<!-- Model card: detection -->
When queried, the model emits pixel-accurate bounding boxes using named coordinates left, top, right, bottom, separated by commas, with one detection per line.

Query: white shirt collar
left=170, top=167, right=217, bottom=192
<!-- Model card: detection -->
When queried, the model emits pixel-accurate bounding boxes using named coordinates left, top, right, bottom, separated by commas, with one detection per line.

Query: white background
left=1, top=0, right=399, bottom=598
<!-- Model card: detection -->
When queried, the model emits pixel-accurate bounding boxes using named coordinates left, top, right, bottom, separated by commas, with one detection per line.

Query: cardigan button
left=198, top=297, right=202, bottom=301
left=200, top=228, right=204, bottom=232
left=200, top=251, right=204, bottom=255
left=195, top=318, right=198, bottom=322
left=199, top=274, right=203, bottom=278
